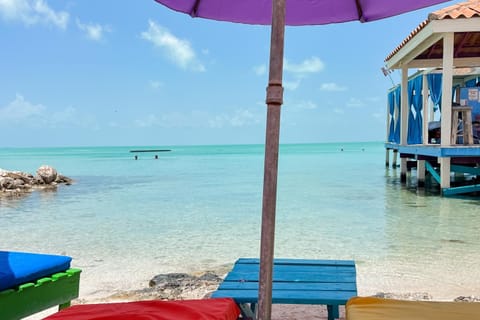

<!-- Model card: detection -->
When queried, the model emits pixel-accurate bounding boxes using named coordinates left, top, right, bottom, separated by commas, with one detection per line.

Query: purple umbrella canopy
left=152, top=1, right=452, bottom=319
left=154, top=0, right=451, bottom=25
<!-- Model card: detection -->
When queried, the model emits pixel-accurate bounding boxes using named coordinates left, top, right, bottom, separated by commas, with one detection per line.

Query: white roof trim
left=385, top=17, right=480, bottom=70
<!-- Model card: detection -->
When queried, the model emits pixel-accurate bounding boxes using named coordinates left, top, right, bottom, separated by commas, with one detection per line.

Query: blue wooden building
left=384, top=0, right=480, bottom=196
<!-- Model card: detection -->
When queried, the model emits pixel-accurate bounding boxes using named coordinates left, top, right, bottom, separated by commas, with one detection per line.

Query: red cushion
left=44, top=298, right=240, bottom=320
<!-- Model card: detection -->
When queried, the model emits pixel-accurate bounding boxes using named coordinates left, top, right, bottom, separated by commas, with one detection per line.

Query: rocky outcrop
left=36, top=165, right=58, bottom=184
left=0, top=166, right=72, bottom=197
left=455, top=296, right=480, bottom=302
left=103, top=271, right=226, bottom=302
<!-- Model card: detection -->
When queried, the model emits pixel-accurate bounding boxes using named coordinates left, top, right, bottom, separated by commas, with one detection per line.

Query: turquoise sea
left=1, top=142, right=479, bottom=301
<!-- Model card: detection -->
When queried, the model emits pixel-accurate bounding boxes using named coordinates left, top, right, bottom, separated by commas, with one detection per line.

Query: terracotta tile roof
left=429, top=0, right=480, bottom=19
left=385, top=0, right=480, bottom=62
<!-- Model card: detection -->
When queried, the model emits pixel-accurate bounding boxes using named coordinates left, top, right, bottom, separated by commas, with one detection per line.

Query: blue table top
left=212, top=258, right=357, bottom=305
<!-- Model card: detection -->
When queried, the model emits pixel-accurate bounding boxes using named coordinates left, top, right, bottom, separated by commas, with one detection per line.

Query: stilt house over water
left=384, top=0, right=480, bottom=196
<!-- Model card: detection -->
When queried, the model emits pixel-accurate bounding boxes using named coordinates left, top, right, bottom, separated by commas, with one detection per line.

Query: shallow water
left=1, top=142, right=479, bottom=300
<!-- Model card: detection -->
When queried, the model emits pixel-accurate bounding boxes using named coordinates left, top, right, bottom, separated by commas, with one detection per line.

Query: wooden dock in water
left=130, top=149, right=171, bottom=159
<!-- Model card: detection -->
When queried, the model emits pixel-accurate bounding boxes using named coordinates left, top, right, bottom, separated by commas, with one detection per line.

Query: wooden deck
left=385, top=143, right=480, bottom=196
left=385, top=142, right=480, bottom=157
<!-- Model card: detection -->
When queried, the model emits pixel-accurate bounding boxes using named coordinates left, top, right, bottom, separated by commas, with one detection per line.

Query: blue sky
left=0, top=0, right=457, bottom=147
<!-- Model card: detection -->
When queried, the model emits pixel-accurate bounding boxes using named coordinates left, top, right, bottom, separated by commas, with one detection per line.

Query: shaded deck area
left=385, top=143, right=480, bottom=196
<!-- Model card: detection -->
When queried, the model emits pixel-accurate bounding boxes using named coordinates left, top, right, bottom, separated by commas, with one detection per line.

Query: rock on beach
left=103, top=271, right=224, bottom=302
left=0, top=165, right=72, bottom=197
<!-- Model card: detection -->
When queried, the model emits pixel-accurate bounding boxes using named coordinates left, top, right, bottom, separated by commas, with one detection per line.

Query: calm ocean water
left=1, top=142, right=479, bottom=300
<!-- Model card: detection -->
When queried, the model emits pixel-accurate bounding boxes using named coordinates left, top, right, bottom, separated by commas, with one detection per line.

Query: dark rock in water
left=441, top=239, right=466, bottom=244
left=56, top=174, right=73, bottom=185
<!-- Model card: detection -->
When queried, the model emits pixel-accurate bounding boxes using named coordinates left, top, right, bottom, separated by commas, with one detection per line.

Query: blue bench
left=212, top=258, right=357, bottom=320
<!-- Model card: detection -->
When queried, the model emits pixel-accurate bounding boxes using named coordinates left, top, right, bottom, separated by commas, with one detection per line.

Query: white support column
left=422, top=74, right=429, bottom=145
left=417, top=160, right=425, bottom=188
left=439, top=157, right=451, bottom=190
left=400, top=66, right=409, bottom=182
left=440, top=33, right=454, bottom=147
left=439, top=32, right=454, bottom=192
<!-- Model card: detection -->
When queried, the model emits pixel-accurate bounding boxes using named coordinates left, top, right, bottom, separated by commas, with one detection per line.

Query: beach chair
left=43, top=298, right=241, bottom=320
left=346, top=296, right=480, bottom=320
left=0, top=250, right=81, bottom=320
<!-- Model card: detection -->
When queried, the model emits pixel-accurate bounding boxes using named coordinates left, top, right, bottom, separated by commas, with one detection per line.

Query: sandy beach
left=26, top=261, right=479, bottom=320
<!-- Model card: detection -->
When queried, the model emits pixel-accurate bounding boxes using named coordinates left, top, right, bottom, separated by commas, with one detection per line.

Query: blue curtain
left=466, top=78, right=477, bottom=87
left=427, top=73, right=442, bottom=111
left=407, top=76, right=423, bottom=144
left=388, top=90, right=395, bottom=142
left=394, top=86, right=401, bottom=143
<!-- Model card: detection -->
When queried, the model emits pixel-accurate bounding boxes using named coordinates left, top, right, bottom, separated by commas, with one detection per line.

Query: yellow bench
left=346, top=296, right=480, bottom=320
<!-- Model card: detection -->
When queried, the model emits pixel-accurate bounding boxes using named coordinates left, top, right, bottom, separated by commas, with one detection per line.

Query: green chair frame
left=0, top=268, right=81, bottom=320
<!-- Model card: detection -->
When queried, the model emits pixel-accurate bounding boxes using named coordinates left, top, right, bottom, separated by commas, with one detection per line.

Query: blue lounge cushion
left=0, top=251, right=72, bottom=291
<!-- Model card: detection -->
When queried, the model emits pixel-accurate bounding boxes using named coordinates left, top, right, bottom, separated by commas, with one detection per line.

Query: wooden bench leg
left=59, top=301, right=71, bottom=310
left=327, top=304, right=339, bottom=320
left=238, top=303, right=256, bottom=320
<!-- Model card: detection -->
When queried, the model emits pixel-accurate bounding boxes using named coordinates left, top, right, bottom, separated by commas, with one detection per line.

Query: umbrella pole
left=258, top=0, right=285, bottom=319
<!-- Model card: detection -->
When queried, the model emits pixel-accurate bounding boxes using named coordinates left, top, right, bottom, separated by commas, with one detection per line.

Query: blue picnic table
left=211, top=258, right=357, bottom=320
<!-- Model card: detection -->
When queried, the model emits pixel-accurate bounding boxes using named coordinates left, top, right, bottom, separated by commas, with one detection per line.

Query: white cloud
left=372, top=111, right=384, bottom=119
left=209, top=109, right=262, bottom=128
left=135, top=111, right=209, bottom=128
left=320, top=82, right=347, bottom=92
left=134, top=114, right=160, bottom=128
left=284, top=79, right=301, bottom=91
left=49, top=106, right=94, bottom=128
left=292, top=100, right=317, bottom=110
left=134, top=108, right=262, bottom=129
left=333, top=108, right=345, bottom=114
left=346, top=98, right=366, bottom=108
left=0, top=94, right=45, bottom=122
left=108, top=121, right=120, bottom=128
left=284, top=57, right=324, bottom=75
left=253, top=64, right=266, bottom=76
left=141, top=20, right=205, bottom=72
left=0, top=94, right=96, bottom=128
left=149, top=80, right=163, bottom=90
left=0, top=0, right=69, bottom=29
left=76, top=19, right=111, bottom=41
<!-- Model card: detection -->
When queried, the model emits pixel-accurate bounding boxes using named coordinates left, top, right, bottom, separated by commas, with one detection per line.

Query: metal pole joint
left=266, top=82, right=284, bottom=106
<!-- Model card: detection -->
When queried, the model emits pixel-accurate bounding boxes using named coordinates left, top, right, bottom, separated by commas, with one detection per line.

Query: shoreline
left=27, top=264, right=479, bottom=320
left=75, top=264, right=479, bottom=304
